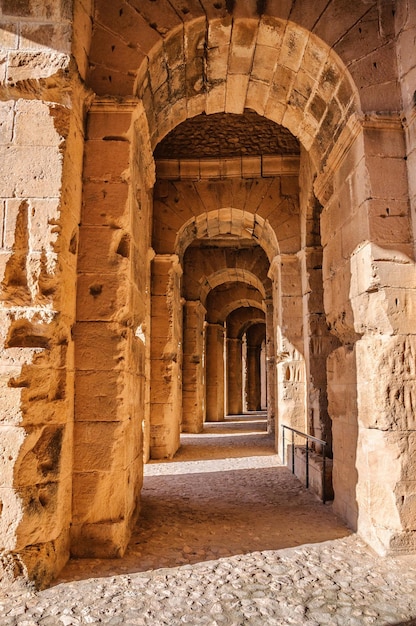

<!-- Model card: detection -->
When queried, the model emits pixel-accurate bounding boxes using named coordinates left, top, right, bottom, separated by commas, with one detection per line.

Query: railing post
left=291, top=429, right=295, bottom=474
left=282, top=426, right=286, bottom=465
left=279, top=425, right=329, bottom=504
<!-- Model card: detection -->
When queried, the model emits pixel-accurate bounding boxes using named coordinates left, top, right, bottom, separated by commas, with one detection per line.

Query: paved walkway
left=1, top=413, right=416, bottom=625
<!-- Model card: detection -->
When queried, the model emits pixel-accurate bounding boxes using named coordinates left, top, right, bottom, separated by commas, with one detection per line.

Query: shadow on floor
left=57, top=413, right=350, bottom=583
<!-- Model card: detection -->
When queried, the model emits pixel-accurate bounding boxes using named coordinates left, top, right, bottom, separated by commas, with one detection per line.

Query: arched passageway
left=73, top=6, right=416, bottom=566
left=1, top=0, right=416, bottom=587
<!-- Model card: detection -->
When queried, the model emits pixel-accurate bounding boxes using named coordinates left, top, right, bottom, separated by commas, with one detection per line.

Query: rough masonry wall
left=318, top=101, right=416, bottom=553
left=0, top=1, right=85, bottom=586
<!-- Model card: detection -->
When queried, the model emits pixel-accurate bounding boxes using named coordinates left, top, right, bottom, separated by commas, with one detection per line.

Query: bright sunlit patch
left=135, top=324, right=146, bottom=343
left=144, top=454, right=282, bottom=476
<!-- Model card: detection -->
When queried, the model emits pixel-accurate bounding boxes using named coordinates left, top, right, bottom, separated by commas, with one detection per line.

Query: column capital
left=152, top=253, right=183, bottom=276
left=183, top=299, right=207, bottom=315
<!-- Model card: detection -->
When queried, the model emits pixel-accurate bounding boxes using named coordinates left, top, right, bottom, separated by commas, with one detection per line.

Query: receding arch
left=138, top=17, right=361, bottom=173
left=176, top=209, right=280, bottom=262
left=199, top=268, right=267, bottom=307
left=227, top=306, right=266, bottom=339
left=212, top=298, right=266, bottom=325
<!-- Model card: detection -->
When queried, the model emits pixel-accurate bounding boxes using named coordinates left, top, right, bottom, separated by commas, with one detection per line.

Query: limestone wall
left=0, top=1, right=85, bottom=586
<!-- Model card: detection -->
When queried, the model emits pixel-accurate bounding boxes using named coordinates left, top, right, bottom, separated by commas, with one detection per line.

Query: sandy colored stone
left=1, top=0, right=416, bottom=591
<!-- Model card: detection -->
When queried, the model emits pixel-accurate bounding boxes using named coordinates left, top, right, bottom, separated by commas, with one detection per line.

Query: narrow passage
left=60, top=412, right=348, bottom=581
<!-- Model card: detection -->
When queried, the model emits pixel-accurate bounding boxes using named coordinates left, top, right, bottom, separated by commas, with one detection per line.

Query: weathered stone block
left=19, top=23, right=72, bottom=54
left=0, top=100, right=14, bottom=144
left=75, top=370, right=125, bottom=422
left=86, top=110, right=133, bottom=140
left=7, top=51, right=70, bottom=84
left=81, top=180, right=129, bottom=225
left=0, top=21, right=18, bottom=49
left=0, top=372, right=25, bottom=424
left=70, top=517, right=131, bottom=558
left=15, top=477, right=71, bottom=550
left=366, top=155, right=409, bottom=201
left=14, top=424, right=67, bottom=487
left=76, top=273, right=126, bottom=322
left=71, top=468, right=126, bottom=525
left=207, top=44, right=229, bottom=83
left=73, top=322, right=128, bottom=372
left=356, top=336, right=416, bottom=431
left=77, top=226, right=129, bottom=274
left=83, top=140, right=130, bottom=183
left=0, top=425, right=26, bottom=486
left=0, top=146, right=62, bottom=197
left=73, top=422, right=127, bottom=472
left=207, top=16, right=232, bottom=48
left=257, top=15, right=284, bottom=48
left=225, top=74, right=249, bottom=114
left=280, top=24, right=308, bottom=73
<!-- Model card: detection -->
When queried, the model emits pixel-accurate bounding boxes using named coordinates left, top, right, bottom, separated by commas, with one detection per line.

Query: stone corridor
left=2, top=0, right=416, bottom=586
left=1, top=414, right=416, bottom=625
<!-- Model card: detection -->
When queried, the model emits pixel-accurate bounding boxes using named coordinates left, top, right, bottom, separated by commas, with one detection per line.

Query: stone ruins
left=0, top=0, right=415, bottom=588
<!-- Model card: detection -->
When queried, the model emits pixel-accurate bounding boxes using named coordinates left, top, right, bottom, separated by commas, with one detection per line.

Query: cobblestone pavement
left=1, top=414, right=416, bottom=625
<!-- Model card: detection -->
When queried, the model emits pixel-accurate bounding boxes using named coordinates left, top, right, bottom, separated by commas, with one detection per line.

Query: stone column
left=265, top=298, right=276, bottom=433
left=73, top=100, right=147, bottom=559
left=245, top=342, right=261, bottom=411
left=150, top=254, right=183, bottom=458
left=226, top=337, right=243, bottom=415
left=317, top=116, right=416, bottom=554
left=270, top=254, right=306, bottom=454
left=182, top=300, right=206, bottom=433
left=260, top=342, right=267, bottom=410
left=205, top=323, right=225, bottom=422
left=301, top=246, right=339, bottom=453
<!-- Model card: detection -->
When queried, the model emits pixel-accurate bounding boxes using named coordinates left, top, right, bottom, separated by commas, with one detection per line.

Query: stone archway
left=1, top=1, right=415, bottom=587
left=91, top=8, right=414, bottom=558
left=76, top=10, right=415, bottom=560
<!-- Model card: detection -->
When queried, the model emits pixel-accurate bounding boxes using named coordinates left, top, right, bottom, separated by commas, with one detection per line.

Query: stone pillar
left=270, top=254, right=306, bottom=454
left=205, top=323, right=225, bottom=422
left=317, top=117, right=416, bottom=554
left=226, top=337, right=243, bottom=415
left=260, top=342, right=267, bottom=410
left=150, top=255, right=183, bottom=458
left=245, top=342, right=261, bottom=411
left=182, top=300, right=206, bottom=433
left=73, top=100, right=146, bottom=559
left=265, top=298, right=276, bottom=433
left=301, top=246, right=339, bottom=453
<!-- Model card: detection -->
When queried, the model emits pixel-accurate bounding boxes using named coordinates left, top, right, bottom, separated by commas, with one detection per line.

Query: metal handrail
left=282, top=425, right=328, bottom=504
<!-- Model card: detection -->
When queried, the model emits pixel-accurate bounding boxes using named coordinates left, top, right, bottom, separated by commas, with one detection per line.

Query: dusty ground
left=58, top=413, right=348, bottom=578
left=1, top=413, right=416, bottom=625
